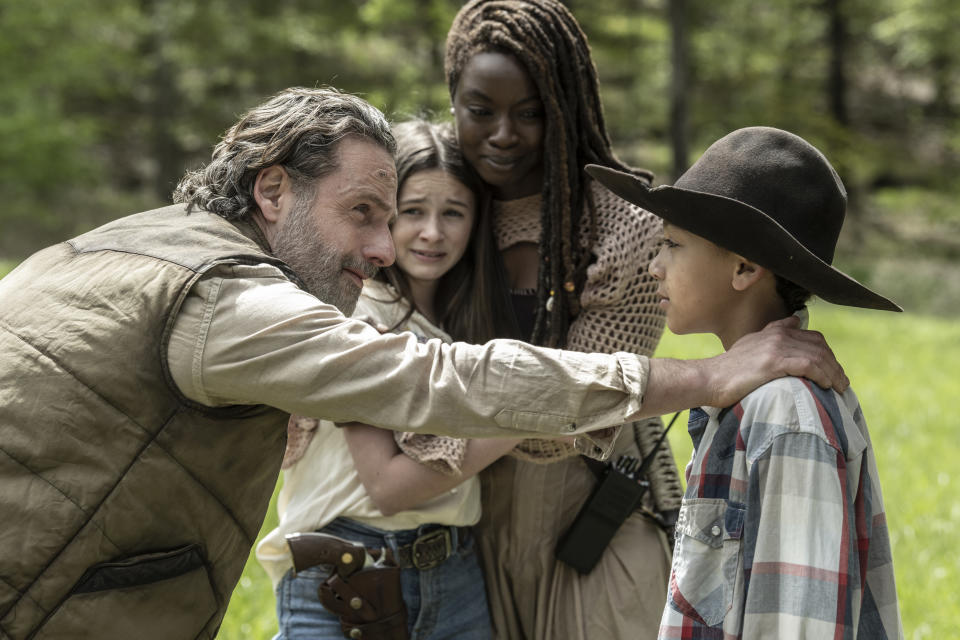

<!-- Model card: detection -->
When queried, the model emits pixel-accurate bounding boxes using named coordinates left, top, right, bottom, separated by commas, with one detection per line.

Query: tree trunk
left=825, top=0, right=849, bottom=126
left=142, top=0, right=181, bottom=202
left=823, top=0, right=864, bottom=242
left=669, top=0, right=689, bottom=181
left=929, top=52, right=956, bottom=119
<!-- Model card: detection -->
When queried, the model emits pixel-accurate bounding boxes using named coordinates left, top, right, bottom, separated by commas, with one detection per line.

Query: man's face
left=272, top=137, right=398, bottom=315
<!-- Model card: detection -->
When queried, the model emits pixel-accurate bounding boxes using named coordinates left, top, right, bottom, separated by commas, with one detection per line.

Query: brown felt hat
left=586, top=126, right=901, bottom=312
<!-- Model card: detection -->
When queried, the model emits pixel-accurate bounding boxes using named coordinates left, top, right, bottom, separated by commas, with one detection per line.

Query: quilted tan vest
left=0, top=205, right=297, bottom=639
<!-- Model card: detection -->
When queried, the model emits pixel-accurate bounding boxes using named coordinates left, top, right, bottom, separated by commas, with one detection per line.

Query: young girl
left=443, top=1, right=685, bottom=637
left=256, top=120, right=518, bottom=640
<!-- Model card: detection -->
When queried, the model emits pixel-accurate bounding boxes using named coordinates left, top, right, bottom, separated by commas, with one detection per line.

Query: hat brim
left=586, top=164, right=901, bottom=312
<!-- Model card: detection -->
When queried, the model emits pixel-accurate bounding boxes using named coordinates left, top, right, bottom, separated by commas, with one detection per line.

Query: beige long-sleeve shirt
left=255, top=280, right=484, bottom=588
left=166, top=262, right=650, bottom=445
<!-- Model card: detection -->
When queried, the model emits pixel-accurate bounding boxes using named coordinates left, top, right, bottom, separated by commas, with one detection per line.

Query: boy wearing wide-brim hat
left=587, top=127, right=904, bottom=639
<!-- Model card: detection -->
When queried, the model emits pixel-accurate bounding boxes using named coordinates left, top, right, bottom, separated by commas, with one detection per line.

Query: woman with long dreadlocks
left=444, top=1, right=684, bottom=637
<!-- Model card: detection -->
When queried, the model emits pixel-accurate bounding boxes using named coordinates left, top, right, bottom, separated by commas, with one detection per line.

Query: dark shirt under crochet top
left=510, top=288, right=537, bottom=342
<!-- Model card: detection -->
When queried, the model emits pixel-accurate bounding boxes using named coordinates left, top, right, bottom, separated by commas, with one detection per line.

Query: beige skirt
left=476, top=448, right=672, bottom=640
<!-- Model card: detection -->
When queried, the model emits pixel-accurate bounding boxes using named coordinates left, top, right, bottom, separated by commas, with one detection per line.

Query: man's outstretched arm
left=641, top=315, right=848, bottom=418
left=169, top=274, right=846, bottom=439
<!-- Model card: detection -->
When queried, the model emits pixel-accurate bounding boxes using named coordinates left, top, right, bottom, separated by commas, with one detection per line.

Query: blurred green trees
left=2, top=0, right=958, bottom=311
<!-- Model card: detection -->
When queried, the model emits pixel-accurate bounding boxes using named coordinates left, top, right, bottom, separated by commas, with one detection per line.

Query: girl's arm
left=342, top=423, right=522, bottom=516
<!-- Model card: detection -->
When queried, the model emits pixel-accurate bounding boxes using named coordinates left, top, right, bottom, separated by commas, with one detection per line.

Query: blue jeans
left=274, top=518, right=492, bottom=640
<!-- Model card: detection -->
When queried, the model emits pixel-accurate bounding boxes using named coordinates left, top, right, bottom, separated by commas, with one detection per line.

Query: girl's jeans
left=274, top=517, right=492, bottom=640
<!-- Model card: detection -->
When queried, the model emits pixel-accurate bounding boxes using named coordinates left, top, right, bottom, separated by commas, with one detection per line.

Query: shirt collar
left=696, top=306, right=809, bottom=414
left=231, top=216, right=273, bottom=255
left=687, top=407, right=713, bottom=449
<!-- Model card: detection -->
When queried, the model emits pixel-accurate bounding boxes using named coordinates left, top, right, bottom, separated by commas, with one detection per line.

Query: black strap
left=580, top=412, right=682, bottom=482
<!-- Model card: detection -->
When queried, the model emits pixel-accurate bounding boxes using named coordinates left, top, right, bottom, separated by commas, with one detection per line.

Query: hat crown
left=674, top=126, right=846, bottom=265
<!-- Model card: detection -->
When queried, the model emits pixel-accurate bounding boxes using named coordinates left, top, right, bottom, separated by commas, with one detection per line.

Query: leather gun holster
left=286, top=532, right=408, bottom=640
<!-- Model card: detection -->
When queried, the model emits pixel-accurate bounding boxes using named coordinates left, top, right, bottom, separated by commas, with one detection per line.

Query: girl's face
left=392, top=168, right=476, bottom=287
left=452, top=51, right=545, bottom=200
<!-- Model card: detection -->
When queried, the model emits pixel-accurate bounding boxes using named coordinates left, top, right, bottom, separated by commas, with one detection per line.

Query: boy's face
left=649, top=222, right=740, bottom=340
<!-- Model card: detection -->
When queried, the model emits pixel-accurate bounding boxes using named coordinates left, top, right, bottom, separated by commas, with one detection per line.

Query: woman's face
left=392, top=168, right=476, bottom=288
left=452, top=51, right=545, bottom=201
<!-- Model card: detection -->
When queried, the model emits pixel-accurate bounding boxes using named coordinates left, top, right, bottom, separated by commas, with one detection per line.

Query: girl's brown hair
left=378, top=119, right=517, bottom=343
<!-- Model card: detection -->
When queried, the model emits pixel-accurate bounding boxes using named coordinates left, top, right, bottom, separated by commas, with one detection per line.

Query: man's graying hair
left=174, top=87, right=396, bottom=220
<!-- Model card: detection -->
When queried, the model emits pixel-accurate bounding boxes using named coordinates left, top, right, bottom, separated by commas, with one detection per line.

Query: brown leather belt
left=392, top=527, right=456, bottom=570
left=338, top=526, right=462, bottom=572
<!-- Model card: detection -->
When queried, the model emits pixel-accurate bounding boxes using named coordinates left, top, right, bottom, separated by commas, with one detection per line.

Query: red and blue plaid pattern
left=658, top=376, right=903, bottom=639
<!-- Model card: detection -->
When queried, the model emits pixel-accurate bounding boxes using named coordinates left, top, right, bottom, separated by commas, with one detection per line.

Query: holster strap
left=339, top=612, right=408, bottom=640
left=319, top=567, right=408, bottom=640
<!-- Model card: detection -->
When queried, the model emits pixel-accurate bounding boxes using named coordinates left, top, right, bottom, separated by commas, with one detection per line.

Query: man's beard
left=272, top=198, right=377, bottom=316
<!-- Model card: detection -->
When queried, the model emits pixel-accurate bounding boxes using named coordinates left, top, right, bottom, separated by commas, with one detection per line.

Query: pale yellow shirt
left=256, top=280, right=482, bottom=587
left=166, top=262, right=650, bottom=442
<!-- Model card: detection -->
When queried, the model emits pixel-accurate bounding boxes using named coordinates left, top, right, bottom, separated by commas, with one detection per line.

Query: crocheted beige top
left=496, top=181, right=667, bottom=462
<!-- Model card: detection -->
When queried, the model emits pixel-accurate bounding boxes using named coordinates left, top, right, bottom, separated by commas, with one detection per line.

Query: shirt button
left=711, top=525, right=721, bottom=537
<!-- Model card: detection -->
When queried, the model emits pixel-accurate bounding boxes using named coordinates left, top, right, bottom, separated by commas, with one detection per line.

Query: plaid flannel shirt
left=659, top=376, right=903, bottom=639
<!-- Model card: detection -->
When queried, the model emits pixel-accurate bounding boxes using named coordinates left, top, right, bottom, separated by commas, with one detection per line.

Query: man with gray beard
left=0, top=87, right=848, bottom=639
left=270, top=175, right=379, bottom=316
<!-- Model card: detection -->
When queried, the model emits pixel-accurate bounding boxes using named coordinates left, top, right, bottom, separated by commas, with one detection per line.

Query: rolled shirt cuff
left=492, top=352, right=648, bottom=458
left=574, top=353, right=647, bottom=460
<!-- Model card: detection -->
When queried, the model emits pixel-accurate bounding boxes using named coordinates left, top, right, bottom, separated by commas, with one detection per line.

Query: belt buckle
left=411, top=528, right=451, bottom=570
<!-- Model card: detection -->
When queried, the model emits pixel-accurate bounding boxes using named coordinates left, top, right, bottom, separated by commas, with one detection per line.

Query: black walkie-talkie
left=556, top=412, right=680, bottom=574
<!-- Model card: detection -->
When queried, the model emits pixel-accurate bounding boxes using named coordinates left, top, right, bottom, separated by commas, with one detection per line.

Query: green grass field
left=216, top=304, right=959, bottom=639
left=0, top=257, right=952, bottom=637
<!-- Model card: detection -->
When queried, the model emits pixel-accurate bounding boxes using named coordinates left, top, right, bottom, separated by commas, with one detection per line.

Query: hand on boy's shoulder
left=708, top=316, right=849, bottom=408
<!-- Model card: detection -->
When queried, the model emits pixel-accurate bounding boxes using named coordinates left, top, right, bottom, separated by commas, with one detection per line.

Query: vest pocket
left=33, top=544, right=218, bottom=640
left=666, top=499, right=744, bottom=627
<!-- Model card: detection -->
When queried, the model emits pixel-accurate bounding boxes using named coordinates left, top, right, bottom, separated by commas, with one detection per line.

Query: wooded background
left=3, top=0, right=958, bottom=315
left=3, top=3, right=957, bottom=637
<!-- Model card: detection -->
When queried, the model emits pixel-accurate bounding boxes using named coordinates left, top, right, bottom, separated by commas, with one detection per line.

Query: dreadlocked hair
left=445, top=0, right=653, bottom=347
